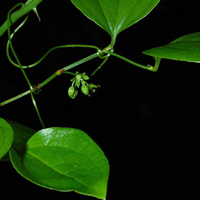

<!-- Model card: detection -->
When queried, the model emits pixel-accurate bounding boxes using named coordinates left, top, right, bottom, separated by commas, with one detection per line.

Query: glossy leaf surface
left=71, top=0, right=160, bottom=43
left=10, top=127, right=109, bottom=200
left=0, top=118, right=14, bottom=160
left=143, top=32, right=200, bottom=63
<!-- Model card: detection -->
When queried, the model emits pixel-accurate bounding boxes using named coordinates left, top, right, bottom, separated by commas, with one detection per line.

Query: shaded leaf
left=143, top=32, right=200, bottom=63
left=0, top=118, right=14, bottom=160
left=10, top=127, right=109, bottom=200
left=71, top=0, right=160, bottom=44
left=1, top=120, right=35, bottom=161
left=6, top=119, right=35, bottom=151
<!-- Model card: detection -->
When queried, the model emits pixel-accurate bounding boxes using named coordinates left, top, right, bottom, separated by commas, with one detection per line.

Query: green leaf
left=0, top=118, right=14, bottom=160
left=71, top=0, right=160, bottom=45
left=143, top=32, right=200, bottom=63
left=1, top=120, right=35, bottom=161
left=6, top=119, right=35, bottom=151
left=10, top=127, right=109, bottom=200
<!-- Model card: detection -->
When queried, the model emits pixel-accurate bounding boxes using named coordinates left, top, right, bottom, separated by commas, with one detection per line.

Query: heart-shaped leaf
left=143, top=32, right=200, bottom=63
left=0, top=118, right=14, bottom=160
left=71, top=0, right=160, bottom=45
left=10, top=127, right=109, bottom=200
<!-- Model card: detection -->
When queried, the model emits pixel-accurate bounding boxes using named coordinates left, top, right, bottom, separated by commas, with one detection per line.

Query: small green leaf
left=10, top=127, right=109, bottom=200
left=0, top=118, right=14, bottom=160
left=71, top=0, right=160, bottom=44
left=143, top=32, right=200, bottom=63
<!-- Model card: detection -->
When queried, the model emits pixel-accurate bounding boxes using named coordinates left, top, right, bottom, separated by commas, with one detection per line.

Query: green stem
left=104, top=34, right=117, bottom=51
left=0, top=0, right=43, bottom=37
left=40, top=53, right=98, bottom=89
left=62, top=53, right=98, bottom=71
left=30, top=91, right=45, bottom=128
left=103, top=50, right=161, bottom=72
left=7, top=4, right=33, bottom=90
left=63, top=71, right=76, bottom=76
left=0, top=52, right=99, bottom=107
left=7, top=3, right=45, bottom=128
left=7, top=43, right=100, bottom=69
left=32, top=45, right=99, bottom=69
left=90, top=57, right=109, bottom=78
left=6, top=15, right=29, bottom=67
left=0, top=90, right=30, bottom=107
left=0, top=53, right=98, bottom=106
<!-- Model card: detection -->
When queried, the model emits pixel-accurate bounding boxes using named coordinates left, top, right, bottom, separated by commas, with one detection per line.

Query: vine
left=1, top=2, right=159, bottom=127
left=1, top=1, right=200, bottom=199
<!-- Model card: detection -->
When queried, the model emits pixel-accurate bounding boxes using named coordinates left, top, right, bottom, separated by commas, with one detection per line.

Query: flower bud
left=76, top=80, right=81, bottom=88
left=88, top=83, right=100, bottom=94
left=76, top=74, right=82, bottom=82
left=82, top=74, right=89, bottom=80
left=81, top=85, right=89, bottom=96
left=68, top=87, right=78, bottom=99
left=89, top=83, right=99, bottom=89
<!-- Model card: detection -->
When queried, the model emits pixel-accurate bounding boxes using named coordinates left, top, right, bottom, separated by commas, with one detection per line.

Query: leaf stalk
left=103, top=50, right=161, bottom=72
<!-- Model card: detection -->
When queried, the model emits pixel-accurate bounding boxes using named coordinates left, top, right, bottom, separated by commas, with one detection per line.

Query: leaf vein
left=26, top=151, right=101, bottom=193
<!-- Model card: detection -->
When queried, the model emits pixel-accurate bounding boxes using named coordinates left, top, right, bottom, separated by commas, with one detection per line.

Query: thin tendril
left=6, top=4, right=100, bottom=70
left=7, top=42, right=101, bottom=69
left=6, top=15, right=29, bottom=67
left=90, top=57, right=109, bottom=78
left=7, top=3, right=45, bottom=128
left=7, top=4, right=32, bottom=88
left=4, top=3, right=106, bottom=128
left=30, top=91, right=45, bottom=128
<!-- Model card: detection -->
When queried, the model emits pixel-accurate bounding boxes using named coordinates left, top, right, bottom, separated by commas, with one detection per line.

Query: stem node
left=33, top=84, right=41, bottom=93
left=55, top=69, right=65, bottom=76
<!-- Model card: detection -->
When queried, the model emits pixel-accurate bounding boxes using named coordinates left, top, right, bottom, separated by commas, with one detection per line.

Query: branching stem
left=6, top=3, right=45, bottom=128
left=39, top=53, right=98, bottom=89
left=0, top=53, right=99, bottom=107
left=0, top=1, right=162, bottom=129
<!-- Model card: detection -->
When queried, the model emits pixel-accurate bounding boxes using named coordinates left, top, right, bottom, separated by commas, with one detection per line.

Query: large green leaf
left=0, top=118, right=14, bottom=160
left=10, top=127, right=109, bottom=200
left=71, top=0, right=160, bottom=44
left=143, top=32, right=200, bottom=63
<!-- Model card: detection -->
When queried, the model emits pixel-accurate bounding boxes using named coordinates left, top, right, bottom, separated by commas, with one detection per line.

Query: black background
left=1, top=0, right=200, bottom=199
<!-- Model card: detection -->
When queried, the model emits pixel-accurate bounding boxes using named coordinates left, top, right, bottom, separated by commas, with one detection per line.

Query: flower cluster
left=68, top=72, right=100, bottom=99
